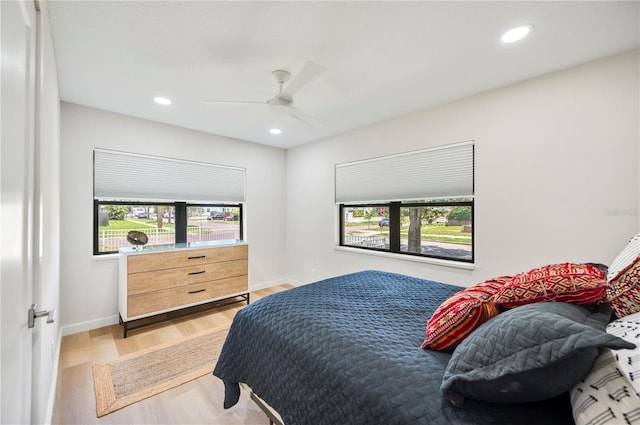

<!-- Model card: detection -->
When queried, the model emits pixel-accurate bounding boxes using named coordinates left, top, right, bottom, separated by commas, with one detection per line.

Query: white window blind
left=335, top=141, right=473, bottom=203
left=94, top=149, right=245, bottom=202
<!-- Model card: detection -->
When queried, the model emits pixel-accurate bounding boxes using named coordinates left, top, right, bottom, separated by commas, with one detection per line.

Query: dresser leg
left=118, top=314, right=129, bottom=338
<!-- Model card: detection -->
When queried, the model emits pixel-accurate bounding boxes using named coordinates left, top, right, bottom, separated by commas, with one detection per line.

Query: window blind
left=335, top=141, right=473, bottom=203
left=94, top=149, right=245, bottom=202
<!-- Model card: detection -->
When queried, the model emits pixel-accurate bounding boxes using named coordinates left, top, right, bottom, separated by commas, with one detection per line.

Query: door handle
left=28, top=304, right=56, bottom=328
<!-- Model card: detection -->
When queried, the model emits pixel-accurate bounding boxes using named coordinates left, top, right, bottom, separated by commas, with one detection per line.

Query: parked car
left=379, top=217, right=390, bottom=227
left=207, top=212, right=225, bottom=220
left=224, top=214, right=239, bottom=221
left=135, top=211, right=148, bottom=219
left=434, top=216, right=448, bottom=224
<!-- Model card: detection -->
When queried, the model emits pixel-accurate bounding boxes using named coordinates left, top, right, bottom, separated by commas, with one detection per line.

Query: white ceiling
left=47, top=1, right=639, bottom=149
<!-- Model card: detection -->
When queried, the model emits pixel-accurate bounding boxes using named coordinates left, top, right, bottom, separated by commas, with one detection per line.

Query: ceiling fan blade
left=202, top=100, right=265, bottom=106
left=280, top=60, right=325, bottom=100
left=288, top=106, right=323, bottom=128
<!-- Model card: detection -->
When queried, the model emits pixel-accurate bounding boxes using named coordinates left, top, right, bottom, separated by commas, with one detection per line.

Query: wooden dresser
left=118, top=241, right=248, bottom=337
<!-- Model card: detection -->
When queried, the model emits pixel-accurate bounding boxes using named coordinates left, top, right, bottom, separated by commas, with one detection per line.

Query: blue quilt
left=213, top=270, right=574, bottom=424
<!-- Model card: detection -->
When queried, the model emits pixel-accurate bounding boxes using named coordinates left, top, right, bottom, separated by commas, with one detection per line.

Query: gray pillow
left=440, top=302, right=635, bottom=406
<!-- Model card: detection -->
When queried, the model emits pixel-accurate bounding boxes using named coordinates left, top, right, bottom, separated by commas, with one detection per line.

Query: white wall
left=59, top=104, right=287, bottom=334
left=286, top=49, right=640, bottom=287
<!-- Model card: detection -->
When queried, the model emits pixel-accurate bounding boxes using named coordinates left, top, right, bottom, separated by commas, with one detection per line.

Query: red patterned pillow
left=608, top=265, right=640, bottom=318
left=494, top=262, right=607, bottom=309
left=603, top=234, right=640, bottom=317
left=421, top=276, right=510, bottom=351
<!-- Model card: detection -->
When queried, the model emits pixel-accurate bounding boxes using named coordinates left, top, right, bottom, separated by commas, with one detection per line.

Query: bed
left=214, top=269, right=616, bottom=424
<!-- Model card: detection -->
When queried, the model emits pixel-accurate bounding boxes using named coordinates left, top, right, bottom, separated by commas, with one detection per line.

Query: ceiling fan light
left=267, top=97, right=290, bottom=107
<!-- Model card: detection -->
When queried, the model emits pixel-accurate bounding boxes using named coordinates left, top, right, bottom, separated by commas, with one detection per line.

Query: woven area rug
left=92, top=328, right=228, bottom=417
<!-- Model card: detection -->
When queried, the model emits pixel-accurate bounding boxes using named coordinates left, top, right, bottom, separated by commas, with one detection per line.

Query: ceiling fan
left=202, top=60, right=325, bottom=128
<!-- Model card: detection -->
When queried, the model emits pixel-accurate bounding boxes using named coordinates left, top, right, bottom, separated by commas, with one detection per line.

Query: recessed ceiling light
left=153, top=97, right=172, bottom=105
left=270, top=128, right=282, bottom=135
left=501, top=25, right=532, bottom=43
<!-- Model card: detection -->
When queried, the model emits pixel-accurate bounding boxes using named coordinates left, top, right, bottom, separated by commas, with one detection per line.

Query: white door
left=1, top=0, right=37, bottom=423
left=31, top=1, right=62, bottom=422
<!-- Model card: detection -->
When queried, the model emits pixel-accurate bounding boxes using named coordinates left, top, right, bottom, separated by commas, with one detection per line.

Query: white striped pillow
left=606, top=312, right=640, bottom=395
left=570, top=348, right=640, bottom=425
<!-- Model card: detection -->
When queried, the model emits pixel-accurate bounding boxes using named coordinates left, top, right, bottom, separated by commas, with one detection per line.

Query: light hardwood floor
left=52, top=285, right=294, bottom=425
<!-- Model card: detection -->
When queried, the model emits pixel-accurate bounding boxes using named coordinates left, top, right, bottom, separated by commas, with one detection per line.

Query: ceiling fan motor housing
left=272, top=70, right=291, bottom=84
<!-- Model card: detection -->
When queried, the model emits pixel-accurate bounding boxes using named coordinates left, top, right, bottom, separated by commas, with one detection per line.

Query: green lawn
left=99, top=218, right=239, bottom=231
left=379, top=224, right=472, bottom=245
left=99, top=218, right=175, bottom=230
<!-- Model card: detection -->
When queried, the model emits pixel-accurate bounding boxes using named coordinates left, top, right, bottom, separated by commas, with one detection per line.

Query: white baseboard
left=61, top=315, right=119, bottom=336
left=250, top=278, right=304, bottom=290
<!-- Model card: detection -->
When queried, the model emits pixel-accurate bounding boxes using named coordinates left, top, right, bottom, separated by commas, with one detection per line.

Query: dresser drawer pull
left=188, top=270, right=205, bottom=275
left=188, top=255, right=206, bottom=260
left=188, top=289, right=206, bottom=294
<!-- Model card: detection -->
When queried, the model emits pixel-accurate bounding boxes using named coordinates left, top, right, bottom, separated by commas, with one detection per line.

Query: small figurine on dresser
left=126, top=230, right=148, bottom=250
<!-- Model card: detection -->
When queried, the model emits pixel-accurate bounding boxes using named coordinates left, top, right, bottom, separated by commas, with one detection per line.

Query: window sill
left=334, top=246, right=475, bottom=270
left=93, top=253, right=118, bottom=261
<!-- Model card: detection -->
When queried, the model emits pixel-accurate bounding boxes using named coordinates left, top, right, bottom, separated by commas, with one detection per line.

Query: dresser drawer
left=127, top=275, right=248, bottom=317
left=127, top=244, right=248, bottom=273
left=127, top=259, right=248, bottom=295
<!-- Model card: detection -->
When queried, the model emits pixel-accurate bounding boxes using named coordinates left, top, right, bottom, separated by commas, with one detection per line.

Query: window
left=94, top=201, right=243, bottom=254
left=340, top=200, right=473, bottom=262
left=93, top=149, right=246, bottom=255
left=336, top=141, right=474, bottom=263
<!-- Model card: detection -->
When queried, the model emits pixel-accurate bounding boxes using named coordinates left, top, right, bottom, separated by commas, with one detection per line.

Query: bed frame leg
left=250, top=390, right=283, bottom=425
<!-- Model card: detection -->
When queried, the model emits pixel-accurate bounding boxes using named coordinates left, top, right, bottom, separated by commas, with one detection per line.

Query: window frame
left=339, top=199, right=474, bottom=263
left=93, top=200, right=244, bottom=255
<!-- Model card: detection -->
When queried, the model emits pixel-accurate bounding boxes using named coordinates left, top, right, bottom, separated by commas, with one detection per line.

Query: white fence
left=344, top=234, right=387, bottom=249
left=99, top=227, right=240, bottom=252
